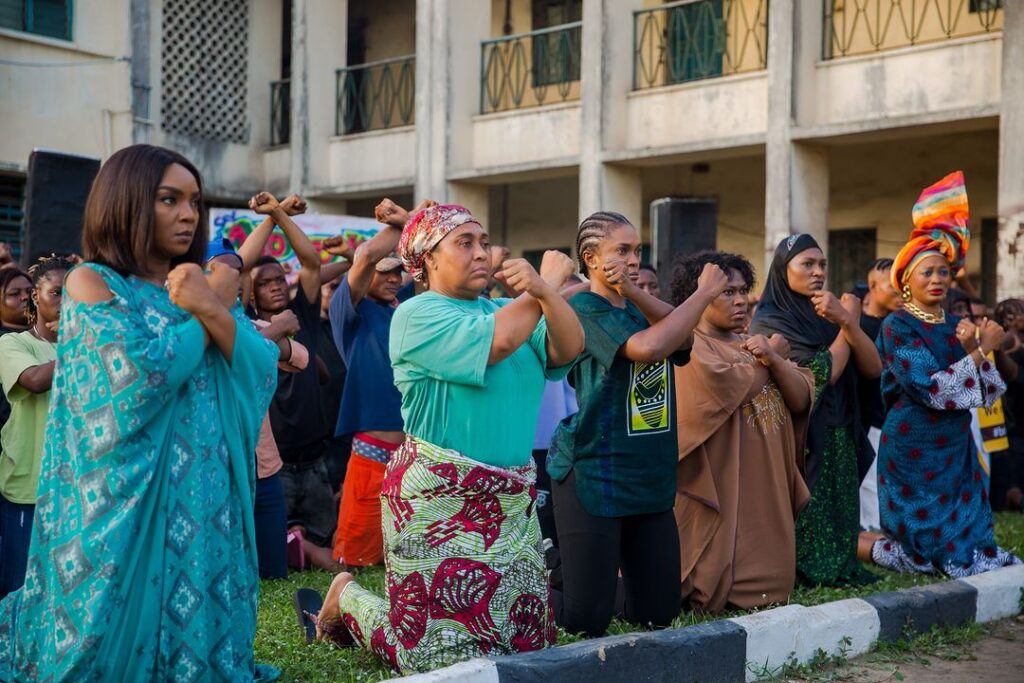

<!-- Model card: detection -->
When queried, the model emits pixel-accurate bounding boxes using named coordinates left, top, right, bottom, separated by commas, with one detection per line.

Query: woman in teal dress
left=0, top=145, right=280, bottom=681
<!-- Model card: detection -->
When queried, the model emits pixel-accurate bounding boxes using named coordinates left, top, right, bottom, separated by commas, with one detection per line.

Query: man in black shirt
left=857, top=258, right=902, bottom=530
left=318, top=273, right=351, bottom=495
left=993, top=299, right=1024, bottom=511
left=249, top=192, right=338, bottom=553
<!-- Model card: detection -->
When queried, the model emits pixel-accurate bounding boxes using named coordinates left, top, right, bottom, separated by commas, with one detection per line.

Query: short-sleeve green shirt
left=389, top=292, right=571, bottom=468
left=0, top=331, right=56, bottom=503
left=549, top=292, right=685, bottom=517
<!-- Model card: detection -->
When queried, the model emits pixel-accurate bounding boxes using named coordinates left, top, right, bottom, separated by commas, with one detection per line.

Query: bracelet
left=283, top=337, right=293, bottom=362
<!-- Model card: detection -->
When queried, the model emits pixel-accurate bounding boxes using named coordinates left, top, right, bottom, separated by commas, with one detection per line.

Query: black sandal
left=293, top=588, right=322, bottom=644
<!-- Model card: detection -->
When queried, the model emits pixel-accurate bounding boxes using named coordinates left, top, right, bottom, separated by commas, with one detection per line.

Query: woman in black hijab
left=749, top=234, right=882, bottom=585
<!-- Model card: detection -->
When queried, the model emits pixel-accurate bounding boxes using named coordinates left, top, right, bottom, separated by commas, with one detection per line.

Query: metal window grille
left=335, top=56, right=415, bottom=136
left=0, top=175, right=25, bottom=263
left=633, top=0, right=768, bottom=91
left=480, top=22, right=582, bottom=114
left=823, top=0, right=1004, bottom=60
left=160, top=0, right=250, bottom=144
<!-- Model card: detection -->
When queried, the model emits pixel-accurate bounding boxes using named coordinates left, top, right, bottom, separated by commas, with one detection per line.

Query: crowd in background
left=0, top=147, right=1021, bottom=680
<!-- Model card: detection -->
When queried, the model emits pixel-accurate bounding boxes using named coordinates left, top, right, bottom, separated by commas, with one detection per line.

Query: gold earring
left=901, top=285, right=911, bottom=301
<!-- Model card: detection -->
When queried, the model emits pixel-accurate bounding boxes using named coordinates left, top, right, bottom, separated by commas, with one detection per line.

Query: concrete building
left=1, top=0, right=1021, bottom=300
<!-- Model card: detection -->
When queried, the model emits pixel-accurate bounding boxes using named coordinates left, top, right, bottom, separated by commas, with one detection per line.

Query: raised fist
left=249, top=191, right=280, bottom=215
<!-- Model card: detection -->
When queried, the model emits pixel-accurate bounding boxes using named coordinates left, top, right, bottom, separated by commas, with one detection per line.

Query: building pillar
left=414, top=0, right=447, bottom=202
left=415, top=0, right=490, bottom=204
left=764, top=0, right=829, bottom=272
left=301, top=0, right=348, bottom=198
left=578, top=0, right=644, bottom=226
left=997, top=0, right=1024, bottom=299
left=289, top=0, right=309, bottom=194
left=448, top=181, right=490, bottom=227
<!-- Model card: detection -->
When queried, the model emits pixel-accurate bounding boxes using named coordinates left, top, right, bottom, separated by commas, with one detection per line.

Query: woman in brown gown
left=670, top=252, right=814, bottom=613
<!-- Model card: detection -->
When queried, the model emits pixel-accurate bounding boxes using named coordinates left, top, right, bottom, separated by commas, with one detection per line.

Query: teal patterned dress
left=0, top=264, right=279, bottom=682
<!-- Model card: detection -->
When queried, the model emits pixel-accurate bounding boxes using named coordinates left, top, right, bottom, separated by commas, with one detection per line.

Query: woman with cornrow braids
left=0, top=255, right=72, bottom=598
left=547, top=211, right=729, bottom=636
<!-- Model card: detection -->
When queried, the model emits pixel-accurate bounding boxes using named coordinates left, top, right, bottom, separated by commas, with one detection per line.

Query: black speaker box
left=22, top=149, right=101, bottom=267
left=650, top=197, right=718, bottom=295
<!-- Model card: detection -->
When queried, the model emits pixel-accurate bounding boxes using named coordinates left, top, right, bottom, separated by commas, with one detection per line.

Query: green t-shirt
left=389, top=292, right=571, bottom=468
left=549, top=292, right=686, bottom=518
left=0, top=331, right=56, bottom=503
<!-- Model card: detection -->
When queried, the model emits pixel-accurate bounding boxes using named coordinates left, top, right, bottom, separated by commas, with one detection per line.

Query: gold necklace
left=904, top=301, right=945, bottom=324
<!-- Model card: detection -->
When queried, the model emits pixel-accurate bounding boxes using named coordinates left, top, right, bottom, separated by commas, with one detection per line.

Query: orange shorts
left=332, top=435, right=398, bottom=566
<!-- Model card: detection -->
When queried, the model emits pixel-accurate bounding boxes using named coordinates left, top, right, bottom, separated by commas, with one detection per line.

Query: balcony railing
left=634, top=0, right=768, bottom=91
left=480, top=22, right=582, bottom=114
left=823, top=0, right=1004, bottom=60
left=335, top=55, right=415, bottom=135
left=270, top=79, right=290, bottom=146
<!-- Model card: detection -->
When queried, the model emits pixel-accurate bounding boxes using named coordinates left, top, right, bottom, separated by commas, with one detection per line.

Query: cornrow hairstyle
left=575, top=211, right=632, bottom=275
left=870, top=258, right=894, bottom=272
left=669, top=250, right=755, bottom=307
left=26, top=255, right=73, bottom=325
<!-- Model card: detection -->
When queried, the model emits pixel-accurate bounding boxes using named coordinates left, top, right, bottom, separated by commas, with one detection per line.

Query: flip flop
left=287, top=528, right=306, bottom=571
left=294, top=588, right=322, bottom=644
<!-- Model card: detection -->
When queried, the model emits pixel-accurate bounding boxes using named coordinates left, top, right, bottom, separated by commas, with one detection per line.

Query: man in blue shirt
left=327, top=198, right=420, bottom=567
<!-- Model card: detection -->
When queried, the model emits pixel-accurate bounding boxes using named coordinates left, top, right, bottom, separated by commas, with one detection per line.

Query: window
left=665, top=0, right=724, bottom=84
left=0, top=175, right=25, bottom=263
left=531, top=0, right=582, bottom=87
left=970, top=1, right=1003, bottom=12
left=827, top=228, right=877, bottom=295
left=0, top=0, right=72, bottom=41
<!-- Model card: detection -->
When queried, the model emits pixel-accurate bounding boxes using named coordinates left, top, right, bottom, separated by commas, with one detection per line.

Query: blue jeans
left=0, top=493, right=35, bottom=598
left=254, top=474, right=288, bottom=579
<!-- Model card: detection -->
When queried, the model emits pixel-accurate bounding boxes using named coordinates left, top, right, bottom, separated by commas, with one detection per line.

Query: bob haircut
left=82, top=144, right=208, bottom=277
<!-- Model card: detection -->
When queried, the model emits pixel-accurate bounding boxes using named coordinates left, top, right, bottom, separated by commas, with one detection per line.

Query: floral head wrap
left=891, top=171, right=971, bottom=290
left=397, top=204, right=477, bottom=282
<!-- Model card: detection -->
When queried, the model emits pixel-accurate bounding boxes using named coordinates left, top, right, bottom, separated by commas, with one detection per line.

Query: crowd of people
left=0, top=146, right=1021, bottom=680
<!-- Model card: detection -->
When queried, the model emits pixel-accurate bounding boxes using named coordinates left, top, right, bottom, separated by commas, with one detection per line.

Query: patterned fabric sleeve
left=58, top=268, right=207, bottom=446
left=884, top=318, right=1007, bottom=411
left=977, top=355, right=1007, bottom=408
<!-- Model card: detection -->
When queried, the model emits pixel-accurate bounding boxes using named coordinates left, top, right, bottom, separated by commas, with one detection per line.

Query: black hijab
left=749, top=234, right=869, bottom=488
left=750, top=234, right=839, bottom=362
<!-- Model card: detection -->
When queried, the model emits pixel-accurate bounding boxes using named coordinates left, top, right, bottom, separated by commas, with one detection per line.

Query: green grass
left=255, top=513, right=1024, bottom=681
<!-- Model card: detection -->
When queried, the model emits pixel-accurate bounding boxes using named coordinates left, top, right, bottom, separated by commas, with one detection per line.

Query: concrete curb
left=393, top=565, right=1024, bottom=683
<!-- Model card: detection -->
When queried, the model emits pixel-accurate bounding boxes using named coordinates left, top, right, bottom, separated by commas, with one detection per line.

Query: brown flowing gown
left=675, top=331, right=813, bottom=613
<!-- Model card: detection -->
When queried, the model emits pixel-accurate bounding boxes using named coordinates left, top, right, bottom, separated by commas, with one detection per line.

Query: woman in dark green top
left=549, top=212, right=728, bottom=636
left=749, top=234, right=882, bottom=586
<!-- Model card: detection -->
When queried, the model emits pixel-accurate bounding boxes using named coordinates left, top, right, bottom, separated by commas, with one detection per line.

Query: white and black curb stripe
left=395, top=564, right=1024, bottom=683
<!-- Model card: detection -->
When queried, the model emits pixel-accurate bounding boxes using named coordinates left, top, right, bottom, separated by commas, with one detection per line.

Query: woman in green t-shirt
left=547, top=211, right=728, bottom=637
left=0, top=255, right=70, bottom=598
left=311, top=204, right=583, bottom=674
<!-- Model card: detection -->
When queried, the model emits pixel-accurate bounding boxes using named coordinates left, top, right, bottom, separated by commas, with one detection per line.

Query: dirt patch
left=785, top=617, right=1024, bottom=682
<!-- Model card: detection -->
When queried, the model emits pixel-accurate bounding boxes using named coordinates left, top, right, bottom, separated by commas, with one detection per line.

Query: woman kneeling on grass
left=311, top=204, right=583, bottom=673
left=669, top=251, right=813, bottom=613
left=867, top=172, right=1019, bottom=576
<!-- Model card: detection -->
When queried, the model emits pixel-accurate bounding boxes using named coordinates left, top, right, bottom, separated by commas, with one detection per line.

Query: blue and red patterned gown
left=871, top=309, right=1020, bottom=576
